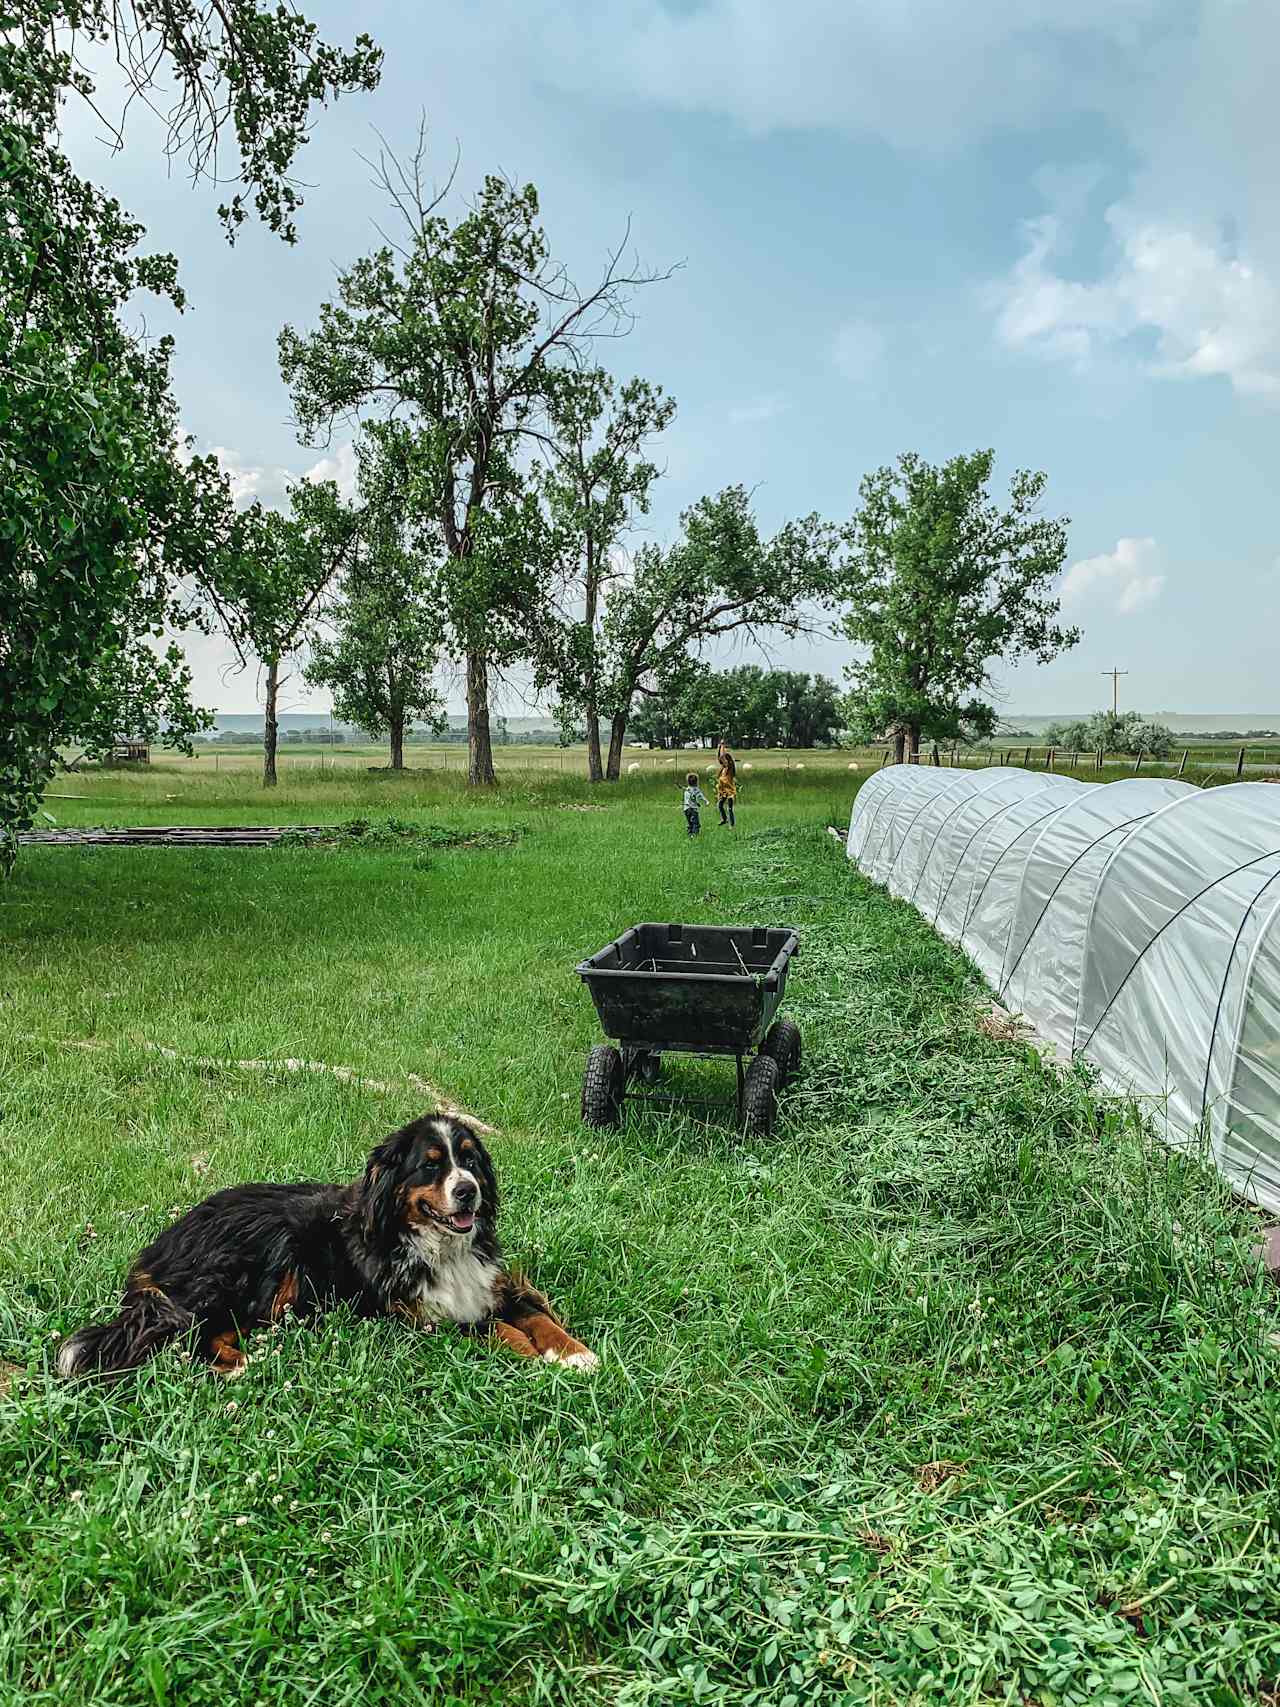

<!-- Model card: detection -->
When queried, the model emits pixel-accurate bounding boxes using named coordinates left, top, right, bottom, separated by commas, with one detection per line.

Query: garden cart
left=575, top=922, right=801, bottom=1135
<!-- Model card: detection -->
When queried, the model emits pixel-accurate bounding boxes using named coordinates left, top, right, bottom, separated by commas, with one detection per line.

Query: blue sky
left=62, top=0, right=1280, bottom=718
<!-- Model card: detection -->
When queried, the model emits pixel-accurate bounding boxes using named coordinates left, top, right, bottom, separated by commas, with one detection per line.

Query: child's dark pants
left=718, top=797, right=735, bottom=826
left=685, top=808, right=701, bottom=836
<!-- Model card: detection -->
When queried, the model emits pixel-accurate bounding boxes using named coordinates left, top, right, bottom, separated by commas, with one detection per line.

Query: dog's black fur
left=57, top=1115, right=597, bottom=1380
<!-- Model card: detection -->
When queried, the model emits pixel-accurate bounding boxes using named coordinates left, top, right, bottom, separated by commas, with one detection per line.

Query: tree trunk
left=909, top=725, right=921, bottom=762
left=586, top=715, right=604, bottom=784
left=605, top=711, right=627, bottom=781
left=263, top=655, right=279, bottom=788
left=390, top=711, right=405, bottom=771
left=466, top=648, right=496, bottom=785
left=893, top=728, right=906, bottom=764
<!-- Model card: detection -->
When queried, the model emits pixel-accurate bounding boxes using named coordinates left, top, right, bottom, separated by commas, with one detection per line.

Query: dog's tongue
left=449, top=1210, right=475, bottom=1232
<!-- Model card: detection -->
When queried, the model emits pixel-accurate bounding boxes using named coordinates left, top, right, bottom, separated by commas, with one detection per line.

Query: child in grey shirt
left=682, top=772, right=708, bottom=836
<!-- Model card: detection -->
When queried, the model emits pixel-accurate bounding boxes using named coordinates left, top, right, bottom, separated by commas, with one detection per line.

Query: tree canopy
left=591, top=486, right=837, bottom=778
left=279, top=138, right=670, bottom=785
left=202, top=482, right=361, bottom=786
left=304, top=487, right=447, bottom=770
left=1, top=0, right=381, bottom=864
left=836, top=449, right=1078, bottom=762
left=535, top=374, right=675, bottom=780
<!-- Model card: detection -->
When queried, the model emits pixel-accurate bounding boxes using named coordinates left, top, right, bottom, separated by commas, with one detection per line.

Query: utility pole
left=1102, top=668, right=1129, bottom=715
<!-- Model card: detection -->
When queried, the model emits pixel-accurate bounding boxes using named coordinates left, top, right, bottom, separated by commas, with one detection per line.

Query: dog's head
left=359, top=1116, right=497, bottom=1250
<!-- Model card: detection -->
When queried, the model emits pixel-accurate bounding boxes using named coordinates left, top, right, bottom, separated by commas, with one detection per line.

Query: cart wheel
left=760, top=1018, right=802, bottom=1087
left=634, top=1051, right=663, bottom=1087
left=742, top=1054, right=780, bottom=1137
left=582, top=1044, right=625, bottom=1128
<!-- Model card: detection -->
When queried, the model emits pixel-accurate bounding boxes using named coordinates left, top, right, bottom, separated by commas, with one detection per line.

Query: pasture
left=3, top=759, right=1280, bottom=1705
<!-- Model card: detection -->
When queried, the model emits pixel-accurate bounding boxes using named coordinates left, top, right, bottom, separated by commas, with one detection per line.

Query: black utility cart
left=575, top=922, right=801, bottom=1135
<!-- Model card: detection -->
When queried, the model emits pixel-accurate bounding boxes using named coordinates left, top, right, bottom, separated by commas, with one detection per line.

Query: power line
left=1102, top=667, right=1129, bottom=715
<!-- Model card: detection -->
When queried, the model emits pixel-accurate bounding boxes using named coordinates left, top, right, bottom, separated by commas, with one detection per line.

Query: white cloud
left=303, top=442, right=360, bottom=503
left=506, top=0, right=1160, bottom=152
left=727, top=395, right=787, bottom=426
left=196, top=441, right=359, bottom=510
left=1060, top=537, right=1166, bottom=615
left=993, top=206, right=1280, bottom=401
left=832, top=319, right=885, bottom=382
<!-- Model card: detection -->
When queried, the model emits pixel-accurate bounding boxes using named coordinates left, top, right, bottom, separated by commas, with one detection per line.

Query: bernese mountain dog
left=56, top=1114, right=598, bottom=1380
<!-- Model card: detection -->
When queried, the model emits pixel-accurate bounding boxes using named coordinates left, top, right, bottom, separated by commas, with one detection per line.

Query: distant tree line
left=628, top=667, right=843, bottom=750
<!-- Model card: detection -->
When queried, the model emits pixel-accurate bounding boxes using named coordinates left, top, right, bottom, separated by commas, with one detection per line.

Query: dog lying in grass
left=57, top=1115, right=598, bottom=1380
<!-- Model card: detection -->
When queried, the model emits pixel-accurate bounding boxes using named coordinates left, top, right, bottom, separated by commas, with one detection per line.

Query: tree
left=279, top=135, right=671, bottom=786
left=630, top=665, right=845, bottom=749
left=1, top=2, right=381, bottom=866
left=837, top=450, right=1079, bottom=763
left=305, top=506, right=446, bottom=770
left=596, top=487, right=837, bottom=779
left=206, top=482, right=360, bottom=786
left=535, top=374, right=675, bottom=781
left=1043, top=710, right=1175, bottom=759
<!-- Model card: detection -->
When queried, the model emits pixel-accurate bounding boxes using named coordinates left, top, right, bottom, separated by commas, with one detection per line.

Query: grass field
left=3, top=762, right=1280, bottom=1705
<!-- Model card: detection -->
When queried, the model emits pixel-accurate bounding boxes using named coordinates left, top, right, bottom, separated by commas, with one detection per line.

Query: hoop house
left=958, top=777, right=1090, bottom=982
left=999, top=778, right=1198, bottom=1059
left=845, top=770, right=1280, bottom=1211
left=1074, top=783, right=1280, bottom=1206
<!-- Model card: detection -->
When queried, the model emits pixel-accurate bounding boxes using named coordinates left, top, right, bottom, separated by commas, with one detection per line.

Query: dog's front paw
left=542, top=1345, right=600, bottom=1373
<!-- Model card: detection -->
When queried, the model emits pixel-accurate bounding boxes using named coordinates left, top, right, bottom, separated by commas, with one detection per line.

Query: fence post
left=1237, top=745, right=1247, bottom=778
left=1133, top=749, right=1144, bottom=773
left=930, top=742, right=941, bottom=766
left=1177, top=748, right=1188, bottom=777
left=880, top=747, right=890, bottom=767
left=1046, top=746, right=1055, bottom=771
left=1096, top=748, right=1104, bottom=773
left=1023, top=745, right=1032, bottom=767
left=1070, top=750, right=1079, bottom=771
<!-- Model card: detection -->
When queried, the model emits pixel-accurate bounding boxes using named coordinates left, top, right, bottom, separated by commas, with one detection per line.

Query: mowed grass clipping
left=2, top=767, right=1280, bottom=1706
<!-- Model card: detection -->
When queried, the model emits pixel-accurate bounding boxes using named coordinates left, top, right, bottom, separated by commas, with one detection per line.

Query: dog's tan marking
left=270, top=1272, right=299, bottom=1319
left=127, top=1267, right=163, bottom=1298
left=520, top=1312, right=597, bottom=1367
left=209, top=1330, right=247, bottom=1377
left=493, top=1321, right=540, bottom=1359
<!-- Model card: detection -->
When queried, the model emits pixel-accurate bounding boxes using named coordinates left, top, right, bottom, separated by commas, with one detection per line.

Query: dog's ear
left=469, top=1131, right=499, bottom=1228
left=359, top=1128, right=415, bottom=1246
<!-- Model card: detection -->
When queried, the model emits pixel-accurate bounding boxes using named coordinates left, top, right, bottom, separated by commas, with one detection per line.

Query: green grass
left=3, top=768, right=1280, bottom=1706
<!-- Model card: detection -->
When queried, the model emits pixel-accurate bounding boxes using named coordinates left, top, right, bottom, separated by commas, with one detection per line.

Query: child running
left=715, top=741, right=738, bottom=828
left=682, top=772, right=709, bottom=836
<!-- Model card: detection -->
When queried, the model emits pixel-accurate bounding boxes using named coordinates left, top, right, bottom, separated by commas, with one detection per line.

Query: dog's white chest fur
left=405, top=1227, right=499, bottom=1325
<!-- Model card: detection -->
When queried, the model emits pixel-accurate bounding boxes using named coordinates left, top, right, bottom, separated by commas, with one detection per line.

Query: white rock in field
left=795, top=763, right=805, bottom=770
left=742, top=762, right=753, bottom=771
left=627, top=762, right=641, bottom=774
left=848, top=762, right=860, bottom=770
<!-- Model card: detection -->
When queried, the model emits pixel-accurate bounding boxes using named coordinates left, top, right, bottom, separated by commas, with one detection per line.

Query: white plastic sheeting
left=845, top=767, right=1280, bottom=1212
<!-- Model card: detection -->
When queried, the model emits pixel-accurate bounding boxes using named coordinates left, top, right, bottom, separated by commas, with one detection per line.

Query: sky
left=60, top=0, right=1280, bottom=720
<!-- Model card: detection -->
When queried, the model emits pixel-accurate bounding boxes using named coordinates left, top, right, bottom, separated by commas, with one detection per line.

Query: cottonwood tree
left=279, top=136, right=671, bottom=785
left=596, top=487, right=837, bottom=779
left=305, top=507, right=446, bottom=769
left=837, top=450, right=1078, bottom=763
left=534, top=374, right=675, bottom=781
left=207, top=482, right=360, bottom=786
left=1, top=1, right=380, bottom=865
